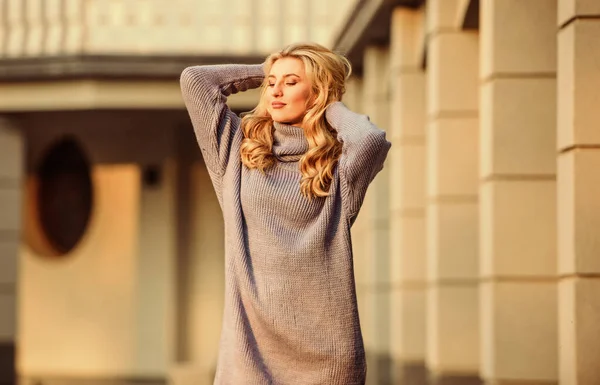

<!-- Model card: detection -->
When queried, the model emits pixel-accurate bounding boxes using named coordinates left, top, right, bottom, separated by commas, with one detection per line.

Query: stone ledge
left=0, top=55, right=265, bottom=82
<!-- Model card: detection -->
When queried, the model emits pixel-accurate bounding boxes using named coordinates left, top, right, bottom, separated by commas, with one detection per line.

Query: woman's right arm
left=180, top=64, right=264, bottom=178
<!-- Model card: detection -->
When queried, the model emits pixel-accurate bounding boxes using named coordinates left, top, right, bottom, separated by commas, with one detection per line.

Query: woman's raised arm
left=180, top=64, right=264, bottom=179
left=325, top=101, right=392, bottom=219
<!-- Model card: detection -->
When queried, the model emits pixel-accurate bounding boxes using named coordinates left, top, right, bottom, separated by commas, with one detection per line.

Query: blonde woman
left=181, top=42, right=391, bottom=385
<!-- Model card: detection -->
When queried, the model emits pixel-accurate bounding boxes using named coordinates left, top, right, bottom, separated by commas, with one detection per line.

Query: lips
left=271, top=102, right=286, bottom=109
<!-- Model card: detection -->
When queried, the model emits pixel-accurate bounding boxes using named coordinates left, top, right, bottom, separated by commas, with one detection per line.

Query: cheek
left=290, top=88, right=311, bottom=107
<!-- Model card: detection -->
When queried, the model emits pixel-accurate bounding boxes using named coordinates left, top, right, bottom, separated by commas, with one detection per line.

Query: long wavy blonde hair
left=240, top=42, right=351, bottom=199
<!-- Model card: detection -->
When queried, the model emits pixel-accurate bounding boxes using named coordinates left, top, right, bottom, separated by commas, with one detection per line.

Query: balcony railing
left=1, top=0, right=354, bottom=58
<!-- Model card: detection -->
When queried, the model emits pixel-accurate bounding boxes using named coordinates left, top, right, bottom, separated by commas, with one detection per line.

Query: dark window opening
left=36, top=136, right=94, bottom=256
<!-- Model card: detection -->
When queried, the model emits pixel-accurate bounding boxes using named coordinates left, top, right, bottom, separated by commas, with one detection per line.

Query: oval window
left=34, top=137, right=94, bottom=256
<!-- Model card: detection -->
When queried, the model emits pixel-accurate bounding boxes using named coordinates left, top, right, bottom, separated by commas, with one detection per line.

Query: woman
left=180, top=42, right=391, bottom=385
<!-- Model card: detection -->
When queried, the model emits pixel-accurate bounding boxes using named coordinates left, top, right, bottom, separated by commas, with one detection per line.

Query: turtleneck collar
left=272, top=121, right=309, bottom=162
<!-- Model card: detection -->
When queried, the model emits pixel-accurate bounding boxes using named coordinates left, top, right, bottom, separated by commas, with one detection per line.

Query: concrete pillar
left=557, top=1, right=600, bottom=384
left=171, top=157, right=226, bottom=385
left=479, top=1, right=558, bottom=385
left=389, top=7, right=428, bottom=385
left=135, top=160, right=177, bottom=373
left=344, top=77, right=368, bottom=356
left=361, top=45, right=393, bottom=385
left=0, top=118, right=23, bottom=385
left=425, top=0, right=480, bottom=383
left=344, top=76, right=375, bottom=384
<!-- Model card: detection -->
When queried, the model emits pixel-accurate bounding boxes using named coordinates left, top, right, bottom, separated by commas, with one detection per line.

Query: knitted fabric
left=180, top=64, right=391, bottom=385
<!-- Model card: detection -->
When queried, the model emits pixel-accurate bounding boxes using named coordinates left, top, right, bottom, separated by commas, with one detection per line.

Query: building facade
left=0, top=0, right=599, bottom=384
left=334, top=1, right=599, bottom=384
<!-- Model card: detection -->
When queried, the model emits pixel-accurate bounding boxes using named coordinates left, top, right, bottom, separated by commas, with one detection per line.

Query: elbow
left=367, top=130, right=391, bottom=167
left=180, top=66, right=196, bottom=94
left=180, top=66, right=195, bottom=85
left=345, top=129, right=391, bottom=166
left=180, top=66, right=212, bottom=102
left=369, top=129, right=391, bottom=154
left=180, top=66, right=203, bottom=90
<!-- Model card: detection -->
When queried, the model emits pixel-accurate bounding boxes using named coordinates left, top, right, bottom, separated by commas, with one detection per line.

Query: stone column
left=479, top=1, right=559, bottom=384
left=361, top=45, right=393, bottom=385
left=135, top=160, right=177, bottom=373
left=341, top=74, right=376, bottom=385
left=479, top=1, right=558, bottom=384
left=344, top=76, right=368, bottom=320
left=557, top=1, right=600, bottom=384
left=344, top=76, right=368, bottom=351
left=425, top=0, right=480, bottom=383
left=0, top=118, right=23, bottom=385
left=389, top=7, right=428, bottom=385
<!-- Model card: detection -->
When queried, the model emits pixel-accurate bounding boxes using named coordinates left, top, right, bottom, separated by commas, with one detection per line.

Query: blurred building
left=0, top=0, right=598, bottom=385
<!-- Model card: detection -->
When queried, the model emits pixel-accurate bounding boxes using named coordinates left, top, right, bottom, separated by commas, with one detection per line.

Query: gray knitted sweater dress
left=180, top=64, right=391, bottom=385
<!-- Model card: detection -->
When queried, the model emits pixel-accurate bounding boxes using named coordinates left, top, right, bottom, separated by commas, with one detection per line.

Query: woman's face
left=266, top=57, right=312, bottom=128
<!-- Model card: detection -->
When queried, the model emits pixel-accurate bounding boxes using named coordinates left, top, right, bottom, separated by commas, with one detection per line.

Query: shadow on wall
left=394, top=360, right=428, bottom=385
left=24, top=378, right=166, bottom=385
left=373, top=356, right=481, bottom=385
left=366, top=352, right=395, bottom=385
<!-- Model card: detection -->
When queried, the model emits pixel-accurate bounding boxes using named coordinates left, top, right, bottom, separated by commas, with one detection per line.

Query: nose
left=270, top=83, right=283, bottom=97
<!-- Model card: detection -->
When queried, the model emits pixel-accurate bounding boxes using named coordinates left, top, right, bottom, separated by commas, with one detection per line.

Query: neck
left=272, top=121, right=309, bottom=162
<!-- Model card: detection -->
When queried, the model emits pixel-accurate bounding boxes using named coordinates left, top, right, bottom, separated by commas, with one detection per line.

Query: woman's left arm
left=325, top=101, right=392, bottom=219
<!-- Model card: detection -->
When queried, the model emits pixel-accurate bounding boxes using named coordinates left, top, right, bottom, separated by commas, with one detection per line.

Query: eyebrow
left=267, top=73, right=301, bottom=79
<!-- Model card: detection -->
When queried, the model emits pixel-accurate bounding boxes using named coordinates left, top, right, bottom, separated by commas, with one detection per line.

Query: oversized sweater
left=180, top=64, right=391, bottom=385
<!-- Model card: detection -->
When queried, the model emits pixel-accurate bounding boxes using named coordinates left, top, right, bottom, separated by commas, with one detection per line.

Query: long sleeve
left=325, top=101, right=392, bottom=219
left=180, top=64, right=264, bottom=186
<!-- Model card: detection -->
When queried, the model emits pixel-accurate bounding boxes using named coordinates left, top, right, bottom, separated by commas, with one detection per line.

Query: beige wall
left=20, top=164, right=144, bottom=376
left=17, top=112, right=180, bottom=379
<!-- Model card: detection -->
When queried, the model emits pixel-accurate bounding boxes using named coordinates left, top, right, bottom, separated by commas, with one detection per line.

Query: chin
left=270, top=114, right=303, bottom=127
left=270, top=112, right=285, bottom=121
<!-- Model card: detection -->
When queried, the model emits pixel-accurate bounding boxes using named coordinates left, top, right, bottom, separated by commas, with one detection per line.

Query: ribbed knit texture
left=180, top=64, right=391, bottom=385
